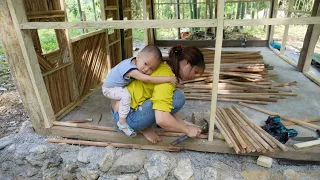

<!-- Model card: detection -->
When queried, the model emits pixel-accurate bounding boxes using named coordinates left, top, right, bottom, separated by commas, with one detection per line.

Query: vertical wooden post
left=143, top=0, right=149, bottom=45
left=100, top=0, right=111, bottom=74
left=208, top=0, right=224, bottom=142
left=60, top=0, right=80, bottom=100
left=268, top=0, right=278, bottom=45
left=176, top=0, right=181, bottom=39
left=297, top=0, right=320, bottom=72
left=280, top=0, right=293, bottom=55
left=1, top=0, right=55, bottom=133
left=302, top=3, right=320, bottom=73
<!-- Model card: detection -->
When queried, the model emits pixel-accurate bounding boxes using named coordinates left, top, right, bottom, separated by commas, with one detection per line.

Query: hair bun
left=174, top=45, right=182, bottom=54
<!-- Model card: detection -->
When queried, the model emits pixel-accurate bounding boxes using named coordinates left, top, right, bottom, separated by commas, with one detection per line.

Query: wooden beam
left=70, top=29, right=106, bottom=43
left=100, top=0, right=111, bottom=74
left=297, top=0, right=320, bottom=71
left=208, top=0, right=224, bottom=142
left=27, top=10, right=65, bottom=19
left=304, top=71, right=320, bottom=87
left=156, top=40, right=268, bottom=47
left=143, top=0, right=149, bottom=45
left=51, top=126, right=320, bottom=161
left=19, top=17, right=320, bottom=30
left=5, top=0, right=55, bottom=129
left=280, top=0, right=294, bottom=55
left=293, top=139, right=320, bottom=149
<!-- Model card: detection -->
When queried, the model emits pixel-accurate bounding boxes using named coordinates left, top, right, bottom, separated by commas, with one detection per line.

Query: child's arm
left=126, top=69, right=177, bottom=85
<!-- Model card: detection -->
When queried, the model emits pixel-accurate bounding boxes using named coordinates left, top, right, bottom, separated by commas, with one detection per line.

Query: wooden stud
left=257, top=155, right=273, bottom=168
left=208, top=0, right=224, bottom=142
left=5, top=0, right=55, bottom=129
left=293, top=139, right=320, bottom=149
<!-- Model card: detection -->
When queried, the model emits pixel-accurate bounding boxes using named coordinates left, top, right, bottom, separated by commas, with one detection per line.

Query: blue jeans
left=111, top=89, right=185, bottom=131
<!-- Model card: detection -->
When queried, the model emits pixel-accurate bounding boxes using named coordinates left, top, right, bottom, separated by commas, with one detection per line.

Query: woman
left=111, top=45, right=205, bottom=143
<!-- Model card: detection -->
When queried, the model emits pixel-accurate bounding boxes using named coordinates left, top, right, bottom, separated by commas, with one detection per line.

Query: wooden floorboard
left=50, top=126, right=320, bottom=161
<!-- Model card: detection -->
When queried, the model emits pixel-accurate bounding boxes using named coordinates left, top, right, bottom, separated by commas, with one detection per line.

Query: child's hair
left=140, top=45, right=162, bottom=62
left=168, top=46, right=205, bottom=79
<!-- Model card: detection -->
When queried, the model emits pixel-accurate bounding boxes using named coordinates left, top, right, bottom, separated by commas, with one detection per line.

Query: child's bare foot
left=140, top=127, right=162, bottom=143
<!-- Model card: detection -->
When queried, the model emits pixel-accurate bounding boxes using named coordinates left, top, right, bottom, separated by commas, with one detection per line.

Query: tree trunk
left=235, top=0, right=242, bottom=31
left=240, top=2, right=246, bottom=29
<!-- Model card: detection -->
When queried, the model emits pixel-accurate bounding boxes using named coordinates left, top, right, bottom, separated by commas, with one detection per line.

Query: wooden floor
left=51, top=126, right=320, bottom=161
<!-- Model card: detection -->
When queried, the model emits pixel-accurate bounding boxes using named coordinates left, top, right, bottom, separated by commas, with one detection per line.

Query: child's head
left=135, top=45, right=162, bottom=75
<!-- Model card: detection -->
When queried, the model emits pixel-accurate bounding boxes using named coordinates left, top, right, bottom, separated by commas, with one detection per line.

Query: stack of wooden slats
left=215, top=106, right=288, bottom=154
left=178, top=49, right=297, bottom=104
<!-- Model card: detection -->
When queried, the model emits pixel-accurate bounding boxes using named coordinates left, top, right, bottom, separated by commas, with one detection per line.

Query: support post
left=0, top=0, right=55, bottom=133
left=143, top=0, right=149, bottom=45
left=100, top=0, right=111, bottom=73
left=208, top=0, right=224, bottom=142
left=297, top=0, right=320, bottom=72
left=268, top=0, right=278, bottom=45
left=280, top=0, right=293, bottom=55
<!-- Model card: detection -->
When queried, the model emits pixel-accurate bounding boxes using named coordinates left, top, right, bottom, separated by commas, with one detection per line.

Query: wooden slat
left=27, top=10, right=65, bottom=19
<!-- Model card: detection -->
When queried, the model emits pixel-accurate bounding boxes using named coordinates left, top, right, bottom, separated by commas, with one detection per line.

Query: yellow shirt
left=127, top=62, right=175, bottom=112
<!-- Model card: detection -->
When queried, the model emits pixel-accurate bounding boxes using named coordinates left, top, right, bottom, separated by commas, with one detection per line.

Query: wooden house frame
left=1, top=0, right=320, bottom=161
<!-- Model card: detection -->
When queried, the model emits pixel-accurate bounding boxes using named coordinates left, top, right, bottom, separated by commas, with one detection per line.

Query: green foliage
left=133, top=29, right=144, bottom=41
left=38, top=29, right=59, bottom=53
left=0, top=43, right=4, bottom=57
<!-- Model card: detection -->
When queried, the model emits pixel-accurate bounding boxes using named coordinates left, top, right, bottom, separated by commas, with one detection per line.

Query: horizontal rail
left=19, top=17, right=320, bottom=30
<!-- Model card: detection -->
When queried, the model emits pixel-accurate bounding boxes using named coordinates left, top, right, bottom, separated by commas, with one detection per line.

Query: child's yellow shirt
left=127, top=62, right=176, bottom=112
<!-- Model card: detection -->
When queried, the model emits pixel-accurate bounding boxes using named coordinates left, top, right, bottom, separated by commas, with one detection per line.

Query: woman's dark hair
left=168, top=46, right=205, bottom=79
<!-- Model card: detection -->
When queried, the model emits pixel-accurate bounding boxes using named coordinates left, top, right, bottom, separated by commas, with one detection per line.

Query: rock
left=29, top=145, right=48, bottom=154
left=62, top=170, right=77, bottom=180
left=241, top=170, right=270, bottom=180
left=66, top=163, right=78, bottom=173
left=110, top=151, right=146, bottom=174
left=26, top=152, right=46, bottom=166
left=144, top=152, right=176, bottom=180
left=116, top=149, right=123, bottom=157
left=7, top=127, right=17, bottom=131
left=42, top=167, right=59, bottom=180
left=173, top=159, right=194, bottom=180
left=98, top=146, right=116, bottom=172
left=191, top=111, right=210, bottom=126
left=201, top=167, right=217, bottom=180
left=43, top=150, right=63, bottom=169
left=0, top=139, right=13, bottom=150
left=140, top=168, right=146, bottom=174
left=283, top=169, right=300, bottom=180
left=80, top=169, right=100, bottom=180
left=117, top=174, right=138, bottom=180
left=60, top=152, right=78, bottom=163
left=19, top=120, right=35, bottom=133
left=77, top=147, right=102, bottom=164
left=1, top=161, right=10, bottom=171
left=14, top=152, right=27, bottom=165
left=7, top=144, right=16, bottom=152
left=26, top=168, right=38, bottom=177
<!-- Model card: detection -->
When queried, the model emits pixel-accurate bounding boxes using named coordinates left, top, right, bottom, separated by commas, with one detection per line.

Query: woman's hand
left=186, top=125, right=201, bottom=138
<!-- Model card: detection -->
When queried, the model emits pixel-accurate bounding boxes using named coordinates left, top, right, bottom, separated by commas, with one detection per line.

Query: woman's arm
left=126, top=70, right=177, bottom=84
left=155, top=110, right=201, bottom=138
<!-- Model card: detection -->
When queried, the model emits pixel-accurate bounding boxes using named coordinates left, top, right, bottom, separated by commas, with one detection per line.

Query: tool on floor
left=263, top=115, right=298, bottom=144
left=170, top=119, right=209, bottom=146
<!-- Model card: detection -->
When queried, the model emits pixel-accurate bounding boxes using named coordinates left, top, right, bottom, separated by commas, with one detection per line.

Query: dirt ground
left=0, top=56, right=29, bottom=138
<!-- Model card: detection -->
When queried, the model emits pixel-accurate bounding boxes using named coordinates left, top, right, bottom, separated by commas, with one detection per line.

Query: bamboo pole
left=47, top=138, right=180, bottom=151
left=239, top=102, right=320, bottom=130
left=215, top=116, right=234, bottom=148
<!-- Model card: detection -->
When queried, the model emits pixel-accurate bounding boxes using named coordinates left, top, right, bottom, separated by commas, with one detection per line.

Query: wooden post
left=176, top=0, right=181, bottom=39
left=208, top=0, right=224, bottom=142
left=268, top=0, right=278, bottom=45
left=143, top=0, right=149, bottom=45
left=280, top=0, right=293, bottom=55
left=297, top=0, right=320, bottom=72
left=1, top=0, right=55, bottom=133
left=60, top=0, right=80, bottom=101
left=100, top=0, right=111, bottom=73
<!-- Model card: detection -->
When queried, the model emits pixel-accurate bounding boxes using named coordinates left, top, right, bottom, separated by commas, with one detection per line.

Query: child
left=102, top=45, right=177, bottom=137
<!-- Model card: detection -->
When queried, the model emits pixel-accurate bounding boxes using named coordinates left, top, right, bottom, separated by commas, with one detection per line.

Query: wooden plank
left=71, top=29, right=106, bottom=43
left=293, top=139, right=320, bottom=149
left=19, top=16, right=320, bottom=30
left=239, top=102, right=320, bottom=130
left=19, top=19, right=218, bottom=29
left=208, top=0, right=224, bottom=142
left=156, top=40, right=268, bottom=47
left=6, top=0, right=55, bottom=129
left=27, top=10, right=65, bottom=19
left=100, top=0, right=112, bottom=75
left=143, top=0, right=149, bottom=45
left=280, top=0, right=294, bottom=55
left=304, top=71, right=320, bottom=87
left=50, top=126, right=320, bottom=161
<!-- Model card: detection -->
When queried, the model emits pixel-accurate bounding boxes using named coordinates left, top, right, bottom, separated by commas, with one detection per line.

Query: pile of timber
left=215, top=106, right=288, bottom=154
left=178, top=49, right=297, bottom=104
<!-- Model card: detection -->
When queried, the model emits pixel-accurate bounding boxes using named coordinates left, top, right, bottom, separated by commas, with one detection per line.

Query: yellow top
left=127, top=62, right=176, bottom=112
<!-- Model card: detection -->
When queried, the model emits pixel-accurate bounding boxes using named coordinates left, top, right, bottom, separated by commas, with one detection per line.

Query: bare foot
left=140, top=127, right=162, bottom=143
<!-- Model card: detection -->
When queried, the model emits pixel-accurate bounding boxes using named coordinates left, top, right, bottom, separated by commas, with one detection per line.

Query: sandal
left=116, top=121, right=137, bottom=137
